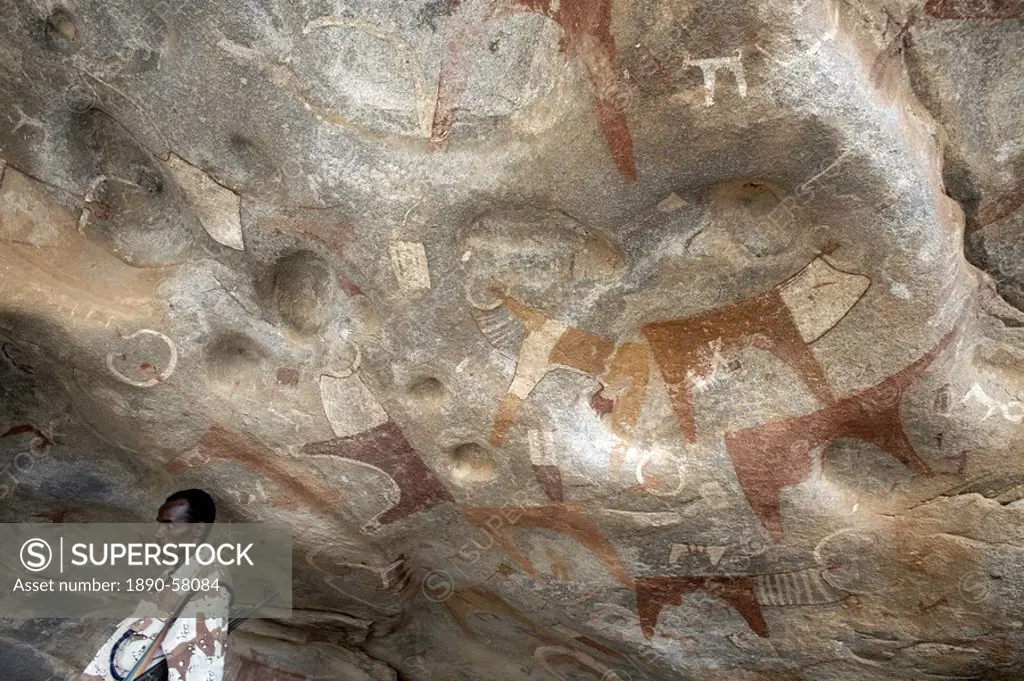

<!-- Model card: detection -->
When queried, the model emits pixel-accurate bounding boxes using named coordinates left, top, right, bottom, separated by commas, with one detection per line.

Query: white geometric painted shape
left=389, top=240, right=431, bottom=291
left=527, top=429, right=557, bottom=466
left=680, top=50, right=747, bottom=107
left=777, top=256, right=870, bottom=343
left=962, top=383, right=1024, bottom=423
left=656, top=192, right=687, bottom=212
left=166, top=153, right=244, bottom=250
left=755, top=568, right=847, bottom=606
left=106, top=329, right=179, bottom=388
left=508, top=318, right=568, bottom=399
left=320, top=374, right=390, bottom=437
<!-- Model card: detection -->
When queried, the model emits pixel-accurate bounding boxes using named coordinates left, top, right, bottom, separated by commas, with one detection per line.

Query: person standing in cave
left=79, top=489, right=233, bottom=681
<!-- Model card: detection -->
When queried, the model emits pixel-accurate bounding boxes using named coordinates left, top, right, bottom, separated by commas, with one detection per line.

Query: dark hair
left=165, top=489, right=216, bottom=524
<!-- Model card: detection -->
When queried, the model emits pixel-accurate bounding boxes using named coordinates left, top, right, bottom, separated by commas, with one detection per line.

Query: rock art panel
left=488, top=257, right=864, bottom=449
left=2, top=1, right=1022, bottom=677
left=461, top=503, right=631, bottom=587
left=643, top=259, right=859, bottom=443
left=488, top=292, right=645, bottom=451
left=165, top=153, right=244, bottom=250
left=302, top=421, right=453, bottom=532
left=635, top=575, right=769, bottom=639
left=164, top=426, right=340, bottom=517
left=431, top=0, right=636, bottom=181
left=754, top=567, right=848, bottom=606
left=725, top=328, right=955, bottom=539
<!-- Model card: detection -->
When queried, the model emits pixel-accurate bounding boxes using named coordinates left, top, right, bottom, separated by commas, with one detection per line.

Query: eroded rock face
left=1, top=0, right=1023, bottom=679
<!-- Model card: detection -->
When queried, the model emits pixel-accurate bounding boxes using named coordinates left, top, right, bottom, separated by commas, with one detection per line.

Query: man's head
left=156, top=488, right=216, bottom=545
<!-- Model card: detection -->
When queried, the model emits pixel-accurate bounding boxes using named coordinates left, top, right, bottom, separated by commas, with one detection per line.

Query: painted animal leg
left=490, top=318, right=568, bottom=444
left=598, top=341, right=650, bottom=469
left=760, top=298, right=836, bottom=405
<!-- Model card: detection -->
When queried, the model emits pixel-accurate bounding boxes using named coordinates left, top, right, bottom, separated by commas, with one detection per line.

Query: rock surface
left=1, top=0, right=1023, bottom=678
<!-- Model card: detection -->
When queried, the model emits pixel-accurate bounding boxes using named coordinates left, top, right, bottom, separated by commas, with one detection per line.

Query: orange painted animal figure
left=480, top=257, right=954, bottom=538
left=486, top=256, right=868, bottom=453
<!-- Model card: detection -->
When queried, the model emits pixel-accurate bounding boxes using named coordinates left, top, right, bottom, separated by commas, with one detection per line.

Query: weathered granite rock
left=1, top=0, right=1024, bottom=678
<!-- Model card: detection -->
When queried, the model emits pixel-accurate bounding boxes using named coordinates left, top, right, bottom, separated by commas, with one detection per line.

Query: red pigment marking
left=338, top=274, right=363, bottom=296
left=576, top=635, right=625, bottom=659
left=725, top=328, right=955, bottom=539
left=532, top=464, right=565, bottom=502
left=636, top=575, right=768, bottom=639
left=589, top=386, right=615, bottom=416
left=276, top=367, right=301, bottom=386
left=429, top=0, right=637, bottom=181
left=461, top=503, right=632, bottom=587
left=925, top=0, right=1024, bottom=19
left=302, top=421, right=453, bottom=530
left=32, top=508, right=71, bottom=523
left=643, top=290, right=835, bottom=443
left=164, top=426, right=341, bottom=517
left=1, top=424, right=54, bottom=447
left=517, top=0, right=636, bottom=181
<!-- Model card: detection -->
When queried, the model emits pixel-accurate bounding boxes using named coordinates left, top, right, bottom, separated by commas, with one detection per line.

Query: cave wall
left=1, top=0, right=1023, bottom=679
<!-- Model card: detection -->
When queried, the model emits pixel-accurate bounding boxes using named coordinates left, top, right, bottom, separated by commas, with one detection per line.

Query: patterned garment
left=79, top=564, right=231, bottom=681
